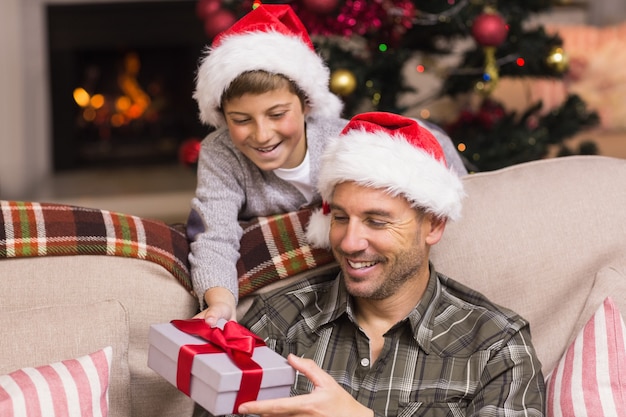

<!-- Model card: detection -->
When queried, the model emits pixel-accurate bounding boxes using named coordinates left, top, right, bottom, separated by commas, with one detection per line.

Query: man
left=214, top=112, right=545, bottom=416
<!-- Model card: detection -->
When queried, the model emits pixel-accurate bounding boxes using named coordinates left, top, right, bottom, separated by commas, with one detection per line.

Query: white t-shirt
left=274, top=150, right=315, bottom=204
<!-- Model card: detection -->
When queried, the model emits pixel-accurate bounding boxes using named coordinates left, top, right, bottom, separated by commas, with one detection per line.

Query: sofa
left=1, top=154, right=625, bottom=416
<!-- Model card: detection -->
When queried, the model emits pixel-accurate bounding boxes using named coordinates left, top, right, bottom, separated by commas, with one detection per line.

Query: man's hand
left=237, top=354, right=374, bottom=417
left=192, top=287, right=237, bottom=326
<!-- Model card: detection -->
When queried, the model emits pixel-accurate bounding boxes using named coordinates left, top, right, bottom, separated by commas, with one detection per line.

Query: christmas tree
left=194, top=0, right=599, bottom=172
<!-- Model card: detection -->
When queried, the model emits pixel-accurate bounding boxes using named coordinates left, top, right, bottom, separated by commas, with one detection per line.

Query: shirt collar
left=311, top=263, right=442, bottom=354
left=406, top=263, right=441, bottom=354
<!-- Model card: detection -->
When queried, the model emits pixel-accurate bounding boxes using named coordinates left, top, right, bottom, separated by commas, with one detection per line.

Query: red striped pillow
left=0, top=346, right=112, bottom=417
left=546, top=297, right=626, bottom=417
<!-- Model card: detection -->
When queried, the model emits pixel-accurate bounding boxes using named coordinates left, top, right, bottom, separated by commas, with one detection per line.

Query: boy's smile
left=223, top=87, right=308, bottom=171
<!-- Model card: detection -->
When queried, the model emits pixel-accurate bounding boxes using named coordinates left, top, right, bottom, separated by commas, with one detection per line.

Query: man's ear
left=425, top=215, right=446, bottom=246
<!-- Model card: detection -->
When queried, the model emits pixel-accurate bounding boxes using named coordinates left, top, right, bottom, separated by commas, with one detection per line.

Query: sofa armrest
left=0, top=200, right=200, bottom=417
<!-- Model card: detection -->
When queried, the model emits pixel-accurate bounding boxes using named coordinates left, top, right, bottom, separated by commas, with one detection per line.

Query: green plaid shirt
left=240, top=264, right=545, bottom=417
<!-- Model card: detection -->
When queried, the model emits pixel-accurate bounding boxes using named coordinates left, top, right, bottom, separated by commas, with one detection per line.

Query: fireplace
left=47, top=1, right=210, bottom=170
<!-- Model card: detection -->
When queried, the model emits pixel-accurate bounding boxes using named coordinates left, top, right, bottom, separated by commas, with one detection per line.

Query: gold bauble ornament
left=475, top=46, right=500, bottom=96
left=330, top=69, right=357, bottom=96
left=546, top=46, right=569, bottom=74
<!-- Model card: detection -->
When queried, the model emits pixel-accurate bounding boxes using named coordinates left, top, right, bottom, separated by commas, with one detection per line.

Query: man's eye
left=331, top=214, right=348, bottom=223
left=366, top=218, right=388, bottom=228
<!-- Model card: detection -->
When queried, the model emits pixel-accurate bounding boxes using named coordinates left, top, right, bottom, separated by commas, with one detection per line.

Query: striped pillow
left=0, top=346, right=112, bottom=417
left=546, top=297, right=626, bottom=417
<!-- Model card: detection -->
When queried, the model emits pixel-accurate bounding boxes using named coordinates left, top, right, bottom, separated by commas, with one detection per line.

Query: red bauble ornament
left=203, top=8, right=236, bottom=39
left=477, top=99, right=506, bottom=130
left=179, top=138, right=202, bottom=167
left=471, top=11, right=508, bottom=47
left=196, top=0, right=222, bottom=20
left=301, top=0, right=340, bottom=15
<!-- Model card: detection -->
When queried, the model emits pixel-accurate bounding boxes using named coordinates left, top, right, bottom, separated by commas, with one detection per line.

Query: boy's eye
left=269, top=111, right=286, bottom=119
left=231, top=118, right=250, bottom=125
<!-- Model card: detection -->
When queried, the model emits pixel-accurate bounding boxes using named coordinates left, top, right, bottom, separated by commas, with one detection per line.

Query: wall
left=0, top=0, right=50, bottom=199
left=589, top=0, right=626, bottom=25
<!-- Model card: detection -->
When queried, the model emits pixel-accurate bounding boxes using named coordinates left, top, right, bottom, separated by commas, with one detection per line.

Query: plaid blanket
left=0, top=200, right=192, bottom=292
left=237, top=209, right=335, bottom=297
left=0, top=201, right=334, bottom=299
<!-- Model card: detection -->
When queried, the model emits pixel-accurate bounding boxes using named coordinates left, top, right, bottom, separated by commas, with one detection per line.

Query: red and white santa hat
left=306, top=112, right=465, bottom=249
left=194, top=4, right=343, bottom=128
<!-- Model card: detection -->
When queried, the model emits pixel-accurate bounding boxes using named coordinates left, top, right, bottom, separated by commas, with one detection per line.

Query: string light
left=413, top=0, right=469, bottom=25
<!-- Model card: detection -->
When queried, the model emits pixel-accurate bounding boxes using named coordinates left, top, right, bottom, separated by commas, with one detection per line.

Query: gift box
left=148, top=319, right=295, bottom=416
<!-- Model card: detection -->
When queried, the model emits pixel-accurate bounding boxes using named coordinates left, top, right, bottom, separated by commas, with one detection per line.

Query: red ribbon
left=170, top=319, right=266, bottom=413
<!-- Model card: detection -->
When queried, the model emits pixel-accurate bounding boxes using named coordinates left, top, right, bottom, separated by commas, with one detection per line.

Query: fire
left=73, top=52, right=154, bottom=130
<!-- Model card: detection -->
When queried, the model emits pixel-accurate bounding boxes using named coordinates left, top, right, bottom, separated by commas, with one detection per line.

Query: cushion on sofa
left=0, top=301, right=131, bottom=417
left=0, top=200, right=192, bottom=292
left=236, top=209, right=335, bottom=297
left=431, top=156, right=626, bottom=373
left=0, top=255, right=198, bottom=417
left=546, top=297, right=626, bottom=417
left=0, top=346, right=112, bottom=417
left=0, top=200, right=335, bottom=301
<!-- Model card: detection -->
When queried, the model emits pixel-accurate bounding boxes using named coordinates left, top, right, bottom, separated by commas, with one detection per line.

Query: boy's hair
left=194, top=5, right=342, bottom=128
left=220, top=70, right=308, bottom=111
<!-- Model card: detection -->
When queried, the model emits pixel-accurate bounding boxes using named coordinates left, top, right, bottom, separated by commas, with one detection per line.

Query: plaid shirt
left=240, top=264, right=545, bottom=417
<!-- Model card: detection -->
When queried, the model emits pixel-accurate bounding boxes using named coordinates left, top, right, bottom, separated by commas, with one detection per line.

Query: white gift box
left=148, top=321, right=295, bottom=415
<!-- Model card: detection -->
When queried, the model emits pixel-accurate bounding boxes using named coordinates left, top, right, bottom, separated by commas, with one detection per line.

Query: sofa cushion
left=431, top=155, right=626, bottom=374
left=0, top=255, right=198, bottom=417
left=0, top=346, right=112, bottom=417
left=546, top=297, right=626, bottom=417
left=0, top=301, right=130, bottom=417
left=236, top=209, right=335, bottom=297
left=0, top=200, right=192, bottom=292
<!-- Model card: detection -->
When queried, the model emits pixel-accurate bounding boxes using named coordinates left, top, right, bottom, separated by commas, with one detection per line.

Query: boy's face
left=222, top=87, right=308, bottom=171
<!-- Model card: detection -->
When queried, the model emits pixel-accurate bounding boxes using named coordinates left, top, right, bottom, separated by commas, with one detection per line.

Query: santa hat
left=306, top=112, right=465, bottom=249
left=194, top=4, right=343, bottom=127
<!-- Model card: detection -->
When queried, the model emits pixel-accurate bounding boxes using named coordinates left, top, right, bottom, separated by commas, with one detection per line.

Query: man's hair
left=220, top=70, right=308, bottom=111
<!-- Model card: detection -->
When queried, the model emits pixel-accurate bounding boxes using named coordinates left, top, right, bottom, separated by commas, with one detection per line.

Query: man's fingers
left=287, top=354, right=332, bottom=388
left=238, top=394, right=306, bottom=415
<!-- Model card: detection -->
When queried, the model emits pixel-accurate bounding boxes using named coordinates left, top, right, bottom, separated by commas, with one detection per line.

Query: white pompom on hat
left=306, top=112, right=465, bottom=249
left=193, top=4, right=343, bottom=128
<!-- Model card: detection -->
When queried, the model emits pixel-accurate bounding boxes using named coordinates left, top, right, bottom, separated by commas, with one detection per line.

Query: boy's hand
left=193, top=287, right=237, bottom=326
left=237, top=354, right=374, bottom=417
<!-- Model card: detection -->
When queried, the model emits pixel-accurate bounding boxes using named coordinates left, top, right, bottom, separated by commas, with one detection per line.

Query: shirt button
left=360, top=358, right=370, bottom=367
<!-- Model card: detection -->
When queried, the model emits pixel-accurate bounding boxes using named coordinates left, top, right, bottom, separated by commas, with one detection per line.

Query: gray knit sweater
left=187, top=116, right=467, bottom=307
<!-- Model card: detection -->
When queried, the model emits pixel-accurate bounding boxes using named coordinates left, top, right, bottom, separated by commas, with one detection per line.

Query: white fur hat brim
left=306, top=128, right=465, bottom=249
left=194, top=30, right=343, bottom=127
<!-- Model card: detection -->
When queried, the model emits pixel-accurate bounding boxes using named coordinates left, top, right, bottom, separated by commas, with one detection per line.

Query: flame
left=74, top=52, right=154, bottom=128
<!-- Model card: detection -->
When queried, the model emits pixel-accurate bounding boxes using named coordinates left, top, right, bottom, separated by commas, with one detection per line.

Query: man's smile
left=347, top=259, right=379, bottom=269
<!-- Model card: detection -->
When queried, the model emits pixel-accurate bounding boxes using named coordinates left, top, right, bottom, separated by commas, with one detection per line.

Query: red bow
left=170, top=319, right=266, bottom=413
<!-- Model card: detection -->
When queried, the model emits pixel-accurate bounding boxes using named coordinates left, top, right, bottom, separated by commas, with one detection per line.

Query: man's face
left=223, top=87, right=307, bottom=171
left=329, top=182, right=442, bottom=300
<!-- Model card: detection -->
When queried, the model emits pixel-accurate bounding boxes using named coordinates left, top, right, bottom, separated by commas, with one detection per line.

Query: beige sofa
left=1, top=155, right=625, bottom=416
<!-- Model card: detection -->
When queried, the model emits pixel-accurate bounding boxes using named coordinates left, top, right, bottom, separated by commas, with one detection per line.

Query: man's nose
left=337, top=219, right=368, bottom=253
